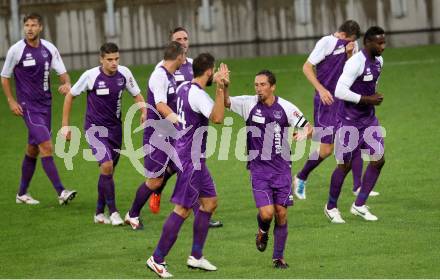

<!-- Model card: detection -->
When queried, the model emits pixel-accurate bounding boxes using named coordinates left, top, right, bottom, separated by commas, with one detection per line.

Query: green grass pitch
left=0, top=45, right=439, bottom=278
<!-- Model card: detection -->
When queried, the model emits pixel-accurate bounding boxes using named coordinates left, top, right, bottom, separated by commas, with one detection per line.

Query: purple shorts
left=85, top=125, right=122, bottom=166
left=143, top=128, right=176, bottom=178
left=22, top=106, right=52, bottom=146
left=171, top=161, right=217, bottom=209
left=313, top=95, right=340, bottom=144
left=250, top=171, right=294, bottom=208
left=334, top=117, right=385, bottom=163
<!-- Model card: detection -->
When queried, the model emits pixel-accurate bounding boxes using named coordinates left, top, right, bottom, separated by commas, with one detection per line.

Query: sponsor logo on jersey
left=255, top=109, right=262, bottom=116
left=273, top=110, right=282, bottom=119
left=117, top=78, right=125, bottom=86
left=41, top=49, right=49, bottom=58
left=98, top=81, right=106, bottom=88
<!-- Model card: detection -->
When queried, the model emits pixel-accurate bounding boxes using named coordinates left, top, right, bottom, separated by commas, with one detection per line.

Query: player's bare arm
left=1, top=77, right=23, bottom=116
left=58, top=73, right=72, bottom=95
left=359, top=93, right=384, bottom=105
left=302, top=61, right=333, bottom=105
left=210, top=68, right=228, bottom=124
left=156, top=102, right=179, bottom=124
left=61, top=92, right=75, bottom=140
left=133, top=94, right=147, bottom=124
left=293, top=122, right=313, bottom=141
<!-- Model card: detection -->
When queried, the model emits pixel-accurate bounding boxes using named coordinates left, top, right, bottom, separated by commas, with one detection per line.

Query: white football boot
left=16, top=193, right=40, bottom=205
left=187, top=256, right=217, bottom=271
left=350, top=203, right=378, bottom=221
left=324, top=204, right=346, bottom=224
left=146, top=256, right=173, bottom=278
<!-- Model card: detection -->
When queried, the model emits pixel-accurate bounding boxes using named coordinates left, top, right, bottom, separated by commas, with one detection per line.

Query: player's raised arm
left=209, top=66, right=228, bottom=124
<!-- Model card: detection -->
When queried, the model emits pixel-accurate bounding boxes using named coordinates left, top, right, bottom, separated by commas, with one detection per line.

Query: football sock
left=41, top=156, right=64, bottom=195
left=273, top=223, right=288, bottom=259
left=18, top=155, right=37, bottom=196
left=129, top=182, right=152, bottom=217
left=191, top=209, right=212, bottom=259
left=351, top=152, right=363, bottom=191
left=327, top=167, right=348, bottom=210
left=153, top=212, right=185, bottom=263
left=297, top=151, right=324, bottom=181
left=96, top=175, right=106, bottom=214
left=101, top=174, right=117, bottom=214
left=257, top=213, right=271, bottom=232
left=355, top=164, right=382, bottom=206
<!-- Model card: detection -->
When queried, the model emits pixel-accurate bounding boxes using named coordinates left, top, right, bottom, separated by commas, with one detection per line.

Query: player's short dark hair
left=193, top=53, right=215, bottom=78
left=338, top=20, right=361, bottom=39
left=256, top=70, right=276, bottom=86
left=364, top=26, right=385, bottom=44
left=100, top=42, right=119, bottom=57
left=23, top=13, right=43, bottom=24
left=169, top=27, right=188, bottom=40
left=163, top=41, right=185, bottom=60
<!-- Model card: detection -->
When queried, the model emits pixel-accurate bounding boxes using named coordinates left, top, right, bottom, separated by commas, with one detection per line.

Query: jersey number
left=176, top=97, right=187, bottom=129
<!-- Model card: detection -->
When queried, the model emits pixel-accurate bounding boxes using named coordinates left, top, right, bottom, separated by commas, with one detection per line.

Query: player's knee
left=201, top=198, right=217, bottom=213
left=100, top=161, right=114, bottom=175
left=372, top=157, right=385, bottom=169
left=26, top=145, right=39, bottom=158
left=173, top=206, right=191, bottom=219
left=259, top=209, right=274, bottom=221
left=337, top=163, right=351, bottom=174
left=38, top=141, right=53, bottom=156
left=146, top=177, right=164, bottom=190
left=319, top=145, right=333, bottom=158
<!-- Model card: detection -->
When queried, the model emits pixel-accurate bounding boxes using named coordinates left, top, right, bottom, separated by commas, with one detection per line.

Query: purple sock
left=101, top=174, right=117, bottom=214
left=355, top=164, right=382, bottom=206
left=191, top=209, right=212, bottom=259
left=273, top=223, right=288, bottom=259
left=96, top=175, right=106, bottom=214
left=41, top=156, right=64, bottom=195
left=327, top=167, right=348, bottom=210
left=18, top=155, right=37, bottom=196
left=192, top=201, right=201, bottom=216
left=129, top=182, right=153, bottom=217
left=257, top=213, right=271, bottom=232
left=153, top=212, right=185, bottom=263
left=297, top=151, right=325, bottom=181
left=351, top=152, right=363, bottom=191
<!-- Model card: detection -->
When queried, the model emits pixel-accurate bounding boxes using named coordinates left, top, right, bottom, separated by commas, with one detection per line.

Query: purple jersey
left=175, top=82, right=214, bottom=165
left=71, top=66, right=141, bottom=128
left=308, top=35, right=357, bottom=95
left=230, top=95, right=308, bottom=175
left=156, top=58, right=193, bottom=87
left=1, top=39, right=66, bottom=112
left=336, top=49, right=384, bottom=126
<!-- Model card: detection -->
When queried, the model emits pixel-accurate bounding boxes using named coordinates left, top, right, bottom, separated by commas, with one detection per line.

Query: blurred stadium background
left=1, top=0, right=440, bottom=68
